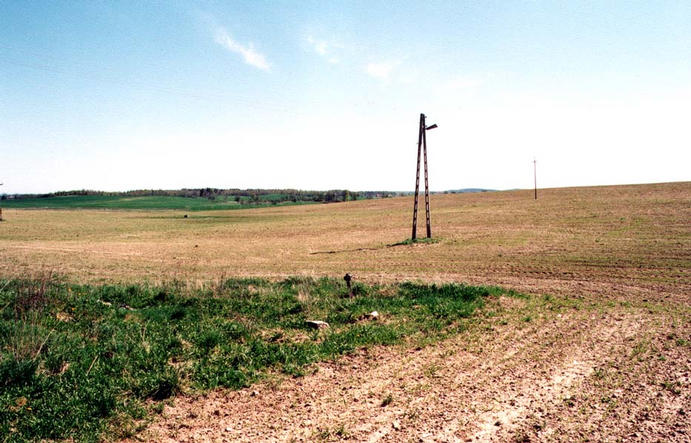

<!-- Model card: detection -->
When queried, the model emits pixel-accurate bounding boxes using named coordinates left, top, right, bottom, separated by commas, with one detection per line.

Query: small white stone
left=306, top=320, right=330, bottom=329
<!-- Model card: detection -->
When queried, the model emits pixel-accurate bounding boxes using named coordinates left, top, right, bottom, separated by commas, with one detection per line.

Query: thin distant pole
left=533, top=158, right=537, bottom=200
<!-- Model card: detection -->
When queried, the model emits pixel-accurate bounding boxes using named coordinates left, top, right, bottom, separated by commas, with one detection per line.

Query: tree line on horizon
left=2, top=188, right=410, bottom=204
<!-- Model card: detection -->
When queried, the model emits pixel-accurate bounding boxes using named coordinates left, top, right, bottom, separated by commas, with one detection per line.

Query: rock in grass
left=306, top=320, right=330, bottom=329
left=359, top=311, right=380, bottom=321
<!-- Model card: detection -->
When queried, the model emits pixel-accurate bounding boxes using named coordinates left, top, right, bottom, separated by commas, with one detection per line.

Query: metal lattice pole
left=411, top=114, right=436, bottom=240
left=411, top=114, right=424, bottom=240
left=422, top=116, right=432, bottom=238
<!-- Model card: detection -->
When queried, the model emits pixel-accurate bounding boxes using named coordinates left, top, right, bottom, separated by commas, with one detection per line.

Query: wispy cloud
left=307, top=36, right=328, bottom=55
left=306, top=36, right=340, bottom=64
left=215, top=27, right=270, bottom=71
left=365, top=61, right=399, bottom=81
left=445, top=76, right=482, bottom=91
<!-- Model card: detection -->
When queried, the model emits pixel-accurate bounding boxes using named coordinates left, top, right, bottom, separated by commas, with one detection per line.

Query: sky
left=1, top=0, right=690, bottom=194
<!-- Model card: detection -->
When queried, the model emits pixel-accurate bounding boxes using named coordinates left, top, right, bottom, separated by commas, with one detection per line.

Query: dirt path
left=138, top=282, right=690, bottom=442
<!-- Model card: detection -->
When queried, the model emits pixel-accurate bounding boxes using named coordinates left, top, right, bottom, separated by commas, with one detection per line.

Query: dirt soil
left=3, top=183, right=689, bottom=441
left=139, top=277, right=689, bottom=442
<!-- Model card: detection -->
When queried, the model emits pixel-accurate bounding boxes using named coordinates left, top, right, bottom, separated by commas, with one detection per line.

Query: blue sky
left=1, top=1, right=690, bottom=193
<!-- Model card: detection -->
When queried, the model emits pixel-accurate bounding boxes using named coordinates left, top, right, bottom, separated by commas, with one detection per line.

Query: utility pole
left=411, top=114, right=437, bottom=240
left=0, top=183, right=4, bottom=221
left=411, top=115, right=423, bottom=240
left=533, top=159, right=537, bottom=200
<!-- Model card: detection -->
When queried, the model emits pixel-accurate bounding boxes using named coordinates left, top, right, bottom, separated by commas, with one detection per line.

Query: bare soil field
left=1, top=182, right=689, bottom=441
left=1, top=182, right=689, bottom=293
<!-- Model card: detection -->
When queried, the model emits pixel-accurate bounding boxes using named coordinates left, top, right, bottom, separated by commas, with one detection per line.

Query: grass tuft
left=389, top=237, right=441, bottom=247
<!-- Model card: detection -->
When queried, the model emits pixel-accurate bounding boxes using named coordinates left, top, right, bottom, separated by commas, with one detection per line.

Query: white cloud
left=365, top=61, right=398, bottom=80
left=307, top=36, right=327, bottom=55
left=306, top=36, right=340, bottom=64
left=215, top=27, right=270, bottom=71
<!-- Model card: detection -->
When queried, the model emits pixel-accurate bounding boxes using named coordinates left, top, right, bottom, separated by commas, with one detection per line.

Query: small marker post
left=533, top=159, right=537, bottom=200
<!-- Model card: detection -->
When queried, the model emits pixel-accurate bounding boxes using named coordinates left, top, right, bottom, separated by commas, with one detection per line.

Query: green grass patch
left=0, top=276, right=510, bottom=441
left=0, top=195, right=315, bottom=211
left=389, top=237, right=441, bottom=247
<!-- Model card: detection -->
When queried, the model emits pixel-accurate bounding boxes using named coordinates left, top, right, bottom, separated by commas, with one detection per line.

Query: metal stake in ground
left=411, top=114, right=437, bottom=240
left=343, top=273, right=353, bottom=297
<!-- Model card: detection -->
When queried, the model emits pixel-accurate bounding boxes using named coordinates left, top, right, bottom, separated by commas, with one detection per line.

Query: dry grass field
left=1, top=182, right=689, bottom=441
left=1, top=182, right=689, bottom=293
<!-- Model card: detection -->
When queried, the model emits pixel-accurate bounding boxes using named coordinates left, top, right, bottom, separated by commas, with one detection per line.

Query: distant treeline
left=3, top=188, right=407, bottom=204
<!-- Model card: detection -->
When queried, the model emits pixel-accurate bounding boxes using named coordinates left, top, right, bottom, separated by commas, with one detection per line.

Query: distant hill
left=442, top=188, right=495, bottom=194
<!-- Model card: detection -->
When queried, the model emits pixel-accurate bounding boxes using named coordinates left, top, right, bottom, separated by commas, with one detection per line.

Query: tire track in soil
left=456, top=320, right=631, bottom=442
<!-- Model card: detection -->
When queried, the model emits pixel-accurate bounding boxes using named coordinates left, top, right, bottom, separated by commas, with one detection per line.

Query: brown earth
left=137, top=283, right=689, bottom=442
left=1, top=182, right=689, bottom=441
left=1, top=182, right=689, bottom=294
